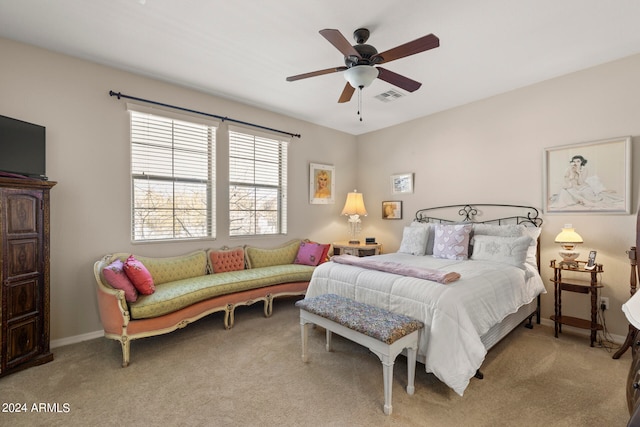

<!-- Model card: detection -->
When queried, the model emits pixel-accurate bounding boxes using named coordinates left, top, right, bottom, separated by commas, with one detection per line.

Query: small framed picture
left=390, top=173, right=414, bottom=194
left=382, top=201, right=402, bottom=219
left=309, top=163, right=335, bottom=204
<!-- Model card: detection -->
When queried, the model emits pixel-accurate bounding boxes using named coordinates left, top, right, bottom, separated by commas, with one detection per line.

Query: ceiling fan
left=286, top=28, right=440, bottom=104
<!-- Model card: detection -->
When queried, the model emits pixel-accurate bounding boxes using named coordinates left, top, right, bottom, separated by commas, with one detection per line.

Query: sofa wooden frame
left=93, top=257, right=309, bottom=367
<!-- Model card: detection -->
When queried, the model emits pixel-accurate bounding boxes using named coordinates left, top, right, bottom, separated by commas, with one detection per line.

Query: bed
left=305, top=204, right=546, bottom=396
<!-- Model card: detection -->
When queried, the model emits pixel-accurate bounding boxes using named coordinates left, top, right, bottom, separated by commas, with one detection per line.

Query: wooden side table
left=549, top=259, right=603, bottom=347
left=333, top=241, right=381, bottom=257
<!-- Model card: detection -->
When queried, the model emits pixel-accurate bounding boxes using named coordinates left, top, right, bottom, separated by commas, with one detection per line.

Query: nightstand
left=549, top=259, right=603, bottom=347
left=333, top=241, right=381, bottom=257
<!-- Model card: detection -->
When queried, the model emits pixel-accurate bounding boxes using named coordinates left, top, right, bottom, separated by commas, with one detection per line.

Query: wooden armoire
left=0, top=176, right=56, bottom=377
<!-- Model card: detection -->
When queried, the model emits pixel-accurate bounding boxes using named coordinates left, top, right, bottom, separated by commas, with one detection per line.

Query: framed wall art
left=382, top=201, right=402, bottom=219
left=309, top=163, right=335, bottom=204
left=543, top=136, right=631, bottom=214
left=390, top=173, right=414, bottom=194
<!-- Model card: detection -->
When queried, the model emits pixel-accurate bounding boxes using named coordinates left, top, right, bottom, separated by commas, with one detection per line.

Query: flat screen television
left=0, top=114, right=47, bottom=180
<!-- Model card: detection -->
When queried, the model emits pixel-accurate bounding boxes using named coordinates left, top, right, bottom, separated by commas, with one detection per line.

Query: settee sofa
left=93, top=239, right=329, bottom=367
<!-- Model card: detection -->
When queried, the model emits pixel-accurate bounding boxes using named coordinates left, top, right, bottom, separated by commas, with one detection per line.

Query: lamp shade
left=341, top=190, right=367, bottom=216
left=344, top=65, right=379, bottom=89
left=554, top=224, right=583, bottom=244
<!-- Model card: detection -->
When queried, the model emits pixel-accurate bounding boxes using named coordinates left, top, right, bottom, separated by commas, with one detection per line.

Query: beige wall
left=0, top=38, right=356, bottom=343
left=2, top=36, right=639, bottom=344
left=358, top=54, right=640, bottom=339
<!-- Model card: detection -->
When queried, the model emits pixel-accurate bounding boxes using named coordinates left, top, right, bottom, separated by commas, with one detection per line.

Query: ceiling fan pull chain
left=358, top=87, right=363, bottom=122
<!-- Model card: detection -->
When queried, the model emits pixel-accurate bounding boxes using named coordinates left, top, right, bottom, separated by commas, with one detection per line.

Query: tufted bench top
left=295, top=294, right=423, bottom=345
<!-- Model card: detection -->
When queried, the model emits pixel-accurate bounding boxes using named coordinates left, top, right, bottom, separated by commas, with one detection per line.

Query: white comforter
left=305, top=253, right=546, bottom=396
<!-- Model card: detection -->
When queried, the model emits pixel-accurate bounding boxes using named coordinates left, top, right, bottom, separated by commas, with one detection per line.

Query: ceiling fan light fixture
left=344, top=65, right=379, bottom=89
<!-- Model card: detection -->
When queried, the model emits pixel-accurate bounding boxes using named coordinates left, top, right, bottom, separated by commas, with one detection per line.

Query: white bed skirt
left=481, top=298, right=537, bottom=350
left=411, top=298, right=537, bottom=368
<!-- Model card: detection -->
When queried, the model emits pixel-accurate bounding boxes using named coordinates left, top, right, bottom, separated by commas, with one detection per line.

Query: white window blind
left=229, top=127, right=288, bottom=236
left=129, top=108, right=217, bottom=242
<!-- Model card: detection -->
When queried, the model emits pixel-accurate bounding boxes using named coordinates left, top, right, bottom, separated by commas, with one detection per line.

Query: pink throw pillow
left=209, top=247, right=245, bottom=273
left=102, top=259, right=138, bottom=302
left=432, top=224, right=472, bottom=260
left=307, top=241, right=331, bottom=264
left=294, top=242, right=327, bottom=266
left=123, top=255, right=155, bottom=295
left=317, top=243, right=331, bottom=264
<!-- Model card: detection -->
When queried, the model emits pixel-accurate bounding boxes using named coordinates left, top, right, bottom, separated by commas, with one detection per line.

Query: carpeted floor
left=0, top=297, right=631, bottom=426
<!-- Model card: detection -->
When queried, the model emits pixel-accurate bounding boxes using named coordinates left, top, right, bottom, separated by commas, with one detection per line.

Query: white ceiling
left=2, top=0, right=640, bottom=136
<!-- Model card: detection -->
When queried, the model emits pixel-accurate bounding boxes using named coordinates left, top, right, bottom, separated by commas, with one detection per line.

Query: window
left=129, top=108, right=217, bottom=242
left=229, top=127, right=288, bottom=236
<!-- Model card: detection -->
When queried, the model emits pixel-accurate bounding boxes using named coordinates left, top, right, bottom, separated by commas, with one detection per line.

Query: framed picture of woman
left=543, top=136, right=631, bottom=214
left=382, top=201, right=402, bottom=219
left=310, top=163, right=335, bottom=204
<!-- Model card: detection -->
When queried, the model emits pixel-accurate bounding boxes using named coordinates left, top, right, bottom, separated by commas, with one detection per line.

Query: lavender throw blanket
left=331, top=255, right=461, bottom=284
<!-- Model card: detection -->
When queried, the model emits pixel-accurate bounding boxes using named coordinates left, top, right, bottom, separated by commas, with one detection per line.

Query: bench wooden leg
left=297, top=307, right=421, bottom=416
left=326, top=329, right=333, bottom=352
left=380, top=355, right=395, bottom=415
left=406, top=346, right=417, bottom=395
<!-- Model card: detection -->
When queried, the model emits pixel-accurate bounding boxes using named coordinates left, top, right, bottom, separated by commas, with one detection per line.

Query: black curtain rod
left=109, top=90, right=301, bottom=139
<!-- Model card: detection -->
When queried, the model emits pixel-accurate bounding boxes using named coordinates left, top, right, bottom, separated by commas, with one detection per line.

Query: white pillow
left=471, top=235, right=533, bottom=269
left=398, top=226, right=429, bottom=256
left=410, top=222, right=433, bottom=254
left=472, top=223, right=541, bottom=268
left=522, top=226, right=542, bottom=268
left=472, top=223, right=524, bottom=237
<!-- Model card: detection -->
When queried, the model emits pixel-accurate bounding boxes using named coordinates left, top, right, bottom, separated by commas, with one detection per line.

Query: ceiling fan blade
left=372, top=34, right=439, bottom=64
left=319, top=29, right=362, bottom=59
left=286, top=66, right=347, bottom=82
left=338, top=82, right=355, bottom=103
left=376, top=67, right=422, bottom=92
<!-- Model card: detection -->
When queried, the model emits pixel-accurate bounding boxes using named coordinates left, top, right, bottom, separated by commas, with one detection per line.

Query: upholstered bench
left=295, top=294, right=424, bottom=415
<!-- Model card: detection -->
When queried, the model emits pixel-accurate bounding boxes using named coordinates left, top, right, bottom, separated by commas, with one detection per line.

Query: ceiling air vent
left=375, top=89, right=405, bottom=102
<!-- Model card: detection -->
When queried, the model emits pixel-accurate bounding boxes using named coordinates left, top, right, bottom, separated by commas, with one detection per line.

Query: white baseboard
left=51, top=330, right=104, bottom=349
left=50, top=321, right=627, bottom=350
left=539, top=318, right=625, bottom=345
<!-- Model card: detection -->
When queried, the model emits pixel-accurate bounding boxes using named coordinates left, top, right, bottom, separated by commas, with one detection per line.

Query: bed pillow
left=522, top=226, right=542, bottom=268
left=471, top=235, right=533, bottom=269
left=398, top=226, right=429, bottom=256
left=410, top=222, right=433, bottom=254
left=102, top=258, right=138, bottom=302
left=432, top=223, right=473, bottom=260
left=472, top=223, right=524, bottom=237
left=294, top=241, right=329, bottom=266
left=123, top=255, right=156, bottom=295
left=472, top=223, right=541, bottom=268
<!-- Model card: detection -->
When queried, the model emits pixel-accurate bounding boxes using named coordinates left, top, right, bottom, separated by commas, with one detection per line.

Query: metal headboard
left=414, top=204, right=543, bottom=228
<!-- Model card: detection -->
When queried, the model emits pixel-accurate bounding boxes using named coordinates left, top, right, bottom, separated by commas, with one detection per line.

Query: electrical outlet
left=600, top=297, right=609, bottom=311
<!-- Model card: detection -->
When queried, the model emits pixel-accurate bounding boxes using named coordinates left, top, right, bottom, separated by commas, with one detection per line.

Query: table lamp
left=341, top=190, right=367, bottom=244
left=555, top=224, right=583, bottom=268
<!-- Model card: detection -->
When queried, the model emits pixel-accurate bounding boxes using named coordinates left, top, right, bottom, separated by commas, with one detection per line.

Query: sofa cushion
left=129, top=264, right=315, bottom=319
left=123, top=255, right=155, bottom=295
left=134, top=250, right=208, bottom=285
left=294, top=241, right=329, bottom=266
left=102, top=258, right=139, bottom=302
left=208, top=247, right=245, bottom=273
left=245, top=239, right=301, bottom=269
